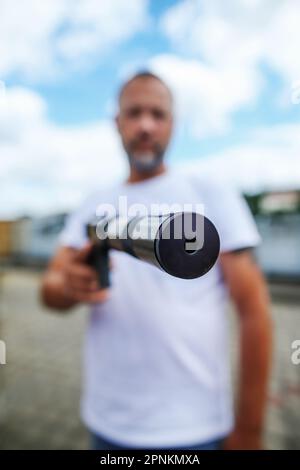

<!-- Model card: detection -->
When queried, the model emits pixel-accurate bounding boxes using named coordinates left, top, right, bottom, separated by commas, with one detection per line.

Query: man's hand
left=63, top=242, right=109, bottom=304
left=223, top=428, right=263, bottom=450
left=41, top=242, right=110, bottom=310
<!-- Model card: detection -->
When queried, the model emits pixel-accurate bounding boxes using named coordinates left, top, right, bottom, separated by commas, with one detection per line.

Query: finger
left=67, top=263, right=98, bottom=283
left=87, top=289, right=110, bottom=303
left=71, top=289, right=110, bottom=303
left=74, top=242, right=94, bottom=262
left=69, top=278, right=99, bottom=292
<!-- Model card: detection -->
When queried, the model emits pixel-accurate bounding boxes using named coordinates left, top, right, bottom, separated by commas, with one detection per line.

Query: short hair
left=118, top=70, right=173, bottom=104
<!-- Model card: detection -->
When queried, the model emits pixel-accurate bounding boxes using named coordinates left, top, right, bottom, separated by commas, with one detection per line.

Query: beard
left=125, top=139, right=166, bottom=174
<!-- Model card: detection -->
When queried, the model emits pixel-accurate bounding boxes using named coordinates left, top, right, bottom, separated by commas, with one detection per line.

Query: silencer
left=86, top=212, right=220, bottom=288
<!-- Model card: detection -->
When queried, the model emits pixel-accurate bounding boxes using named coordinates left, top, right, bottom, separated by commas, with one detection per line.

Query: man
left=41, top=72, right=272, bottom=450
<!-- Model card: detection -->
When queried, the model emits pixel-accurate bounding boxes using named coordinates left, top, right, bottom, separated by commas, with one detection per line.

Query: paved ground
left=229, top=285, right=300, bottom=450
left=0, top=269, right=299, bottom=450
left=0, top=269, right=88, bottom=450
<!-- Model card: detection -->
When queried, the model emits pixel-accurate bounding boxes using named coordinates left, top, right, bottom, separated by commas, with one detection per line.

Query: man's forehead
left=119, top=77, right=173, bottom=108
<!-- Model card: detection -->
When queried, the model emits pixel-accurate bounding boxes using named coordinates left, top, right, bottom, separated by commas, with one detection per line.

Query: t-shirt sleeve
left=202, top=179, right=261, bottom=253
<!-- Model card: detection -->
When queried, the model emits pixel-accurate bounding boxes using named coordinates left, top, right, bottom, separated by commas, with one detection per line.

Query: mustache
left=132, top=138, right=153, bottom=146
left=129, top=136, right=161, bottom=150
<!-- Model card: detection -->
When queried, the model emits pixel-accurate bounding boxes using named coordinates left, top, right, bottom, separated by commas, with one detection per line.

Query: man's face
left=116, top=77, right=173, bottom=173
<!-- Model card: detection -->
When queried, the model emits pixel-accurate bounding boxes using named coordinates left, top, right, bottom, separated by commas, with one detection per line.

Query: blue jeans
left=90, top=431, right=224, bottom=450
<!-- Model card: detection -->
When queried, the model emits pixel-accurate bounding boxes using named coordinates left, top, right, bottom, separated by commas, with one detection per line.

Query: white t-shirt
left=59, top=169, right=261, bottom=448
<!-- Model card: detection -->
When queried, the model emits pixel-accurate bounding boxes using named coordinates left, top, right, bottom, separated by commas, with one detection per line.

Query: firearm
left=86, top=212, right=220, bottom=288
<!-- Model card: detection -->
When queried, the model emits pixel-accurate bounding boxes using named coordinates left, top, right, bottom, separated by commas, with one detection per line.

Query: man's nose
left=138, top=114, right=156, bottom=133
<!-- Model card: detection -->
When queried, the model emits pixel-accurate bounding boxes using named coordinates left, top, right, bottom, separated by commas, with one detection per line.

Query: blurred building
left=256, top=214, right=300, bottom=280
left=0, top=220, right=15, bottom=258
left=246, top=190, right=300, bottom=280
left=0, top=214, right=67, bottom=266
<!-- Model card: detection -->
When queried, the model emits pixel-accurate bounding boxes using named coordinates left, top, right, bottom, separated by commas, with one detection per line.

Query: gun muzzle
left=86, top=212, right=220, bottom=288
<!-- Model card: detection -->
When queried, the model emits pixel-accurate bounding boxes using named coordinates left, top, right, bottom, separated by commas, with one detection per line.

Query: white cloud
left=0, top=0, right=149, bottom=81
left=148, top=54, right=262, bottom=138
left=158, top=0, right=300, bottom=136
left=1, top=0, right=299, bottom=217
left=155, top=0, right=300, bottom=183
left=161, top=0, right=300, bottom=83
left=1, top=84, right=299, bottom=217
left=0, top=87, right=127, bottom=217
left=1, top=87, right=299, bottom=218
left=181, top=124, right=300, bottom=193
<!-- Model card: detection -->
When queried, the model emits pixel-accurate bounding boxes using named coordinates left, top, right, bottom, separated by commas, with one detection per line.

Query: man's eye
left=127, top=108, right=141, bottom=118
left=152, top=110, right=166, bottom=119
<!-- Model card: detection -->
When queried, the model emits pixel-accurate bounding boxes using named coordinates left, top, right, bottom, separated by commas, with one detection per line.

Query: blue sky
left=0, top=0, right=299, bottom=216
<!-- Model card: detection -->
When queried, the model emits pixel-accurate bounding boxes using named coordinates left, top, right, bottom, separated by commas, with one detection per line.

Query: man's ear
left=115, top=114, right=120, bottom=133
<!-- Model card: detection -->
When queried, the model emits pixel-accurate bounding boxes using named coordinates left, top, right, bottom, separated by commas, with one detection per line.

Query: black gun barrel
left=86, top=212, right=220, bottom=287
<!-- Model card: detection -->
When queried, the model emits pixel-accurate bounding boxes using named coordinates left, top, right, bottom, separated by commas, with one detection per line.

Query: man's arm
left=40, top=242, right=109, bottom=311
left=220, top=249, right=273, bottom=450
